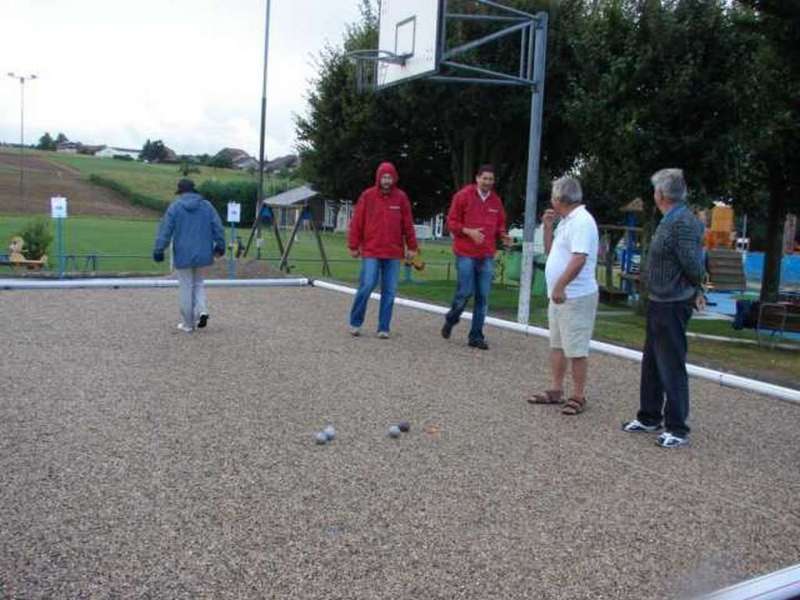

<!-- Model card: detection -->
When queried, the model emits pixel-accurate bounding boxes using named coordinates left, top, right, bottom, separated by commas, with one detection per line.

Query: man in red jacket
left=348, top=162, right=418, bottom=338
left=441, top=164, right=510, bottom=349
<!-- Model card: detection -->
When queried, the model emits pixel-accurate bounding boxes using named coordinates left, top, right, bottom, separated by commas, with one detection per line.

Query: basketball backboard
left=377, top=0, right=442, bottom=89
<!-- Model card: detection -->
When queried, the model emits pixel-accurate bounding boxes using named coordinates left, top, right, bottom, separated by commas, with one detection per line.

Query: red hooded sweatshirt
left=447, top=184, right=507, bottom=258
left=348, top=162, right=418, bottom=259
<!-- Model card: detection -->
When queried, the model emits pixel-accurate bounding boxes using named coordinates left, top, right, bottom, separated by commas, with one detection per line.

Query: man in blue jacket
left=153, top=179, right=225, bottom=332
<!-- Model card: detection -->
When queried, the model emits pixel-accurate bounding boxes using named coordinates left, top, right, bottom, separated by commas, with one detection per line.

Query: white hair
left=551, top=175, right=583, bottom=205
left=651, top=168, right=687, bottom=203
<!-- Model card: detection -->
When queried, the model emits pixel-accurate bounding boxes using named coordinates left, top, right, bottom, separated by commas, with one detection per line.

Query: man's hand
left=406, top=249, right=417, bottom=260
left=694, top=293, right=707, bottom=312
left=501, top=234, right=513, bottom=249
left=463, top=227, right=485, bottom=245
left=349, top=248, right=361, bottom=259
left=551, top=286, right=566, bottom=304
left=542, top=208, right=557, bottom=228
left=153, top=250, right=165, bottom=263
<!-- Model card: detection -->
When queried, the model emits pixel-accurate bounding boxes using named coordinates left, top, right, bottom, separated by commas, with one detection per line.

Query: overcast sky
left=0, top=0, right=361, bottom=158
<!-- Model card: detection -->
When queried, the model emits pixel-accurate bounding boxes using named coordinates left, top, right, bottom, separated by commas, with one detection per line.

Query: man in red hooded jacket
left=347, top=162, right=418, bottom=338
left=441, top=164, right=511, bottom=349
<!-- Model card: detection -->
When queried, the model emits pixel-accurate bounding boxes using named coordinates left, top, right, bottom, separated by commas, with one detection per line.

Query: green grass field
left=41, top=151, right=298, bottom=205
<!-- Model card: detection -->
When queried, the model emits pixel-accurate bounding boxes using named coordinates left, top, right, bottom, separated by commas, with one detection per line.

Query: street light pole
left=7, top=72, right=37, bottom=198
left=255, top=0, right=271, bottom=256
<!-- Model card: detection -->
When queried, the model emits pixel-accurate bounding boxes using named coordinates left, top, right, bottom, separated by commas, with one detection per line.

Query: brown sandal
left=561, top=396, right=586, bottom=415
left=527, top=390, right=564, bottom=404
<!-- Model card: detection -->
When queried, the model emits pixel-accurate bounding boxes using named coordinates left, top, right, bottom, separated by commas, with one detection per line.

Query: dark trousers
left=638, top=299, right=694, bottom=437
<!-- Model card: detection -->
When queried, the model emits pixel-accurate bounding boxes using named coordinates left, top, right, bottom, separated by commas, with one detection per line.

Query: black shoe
left=468, top=339, right=489, bottom=350
left=441, top=321, right=453, bottom=339
left=197, top=314, right=209, bottom=328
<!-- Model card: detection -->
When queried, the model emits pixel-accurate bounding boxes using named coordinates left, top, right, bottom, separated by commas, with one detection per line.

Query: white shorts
left=548, top=292, right=598, bottom=358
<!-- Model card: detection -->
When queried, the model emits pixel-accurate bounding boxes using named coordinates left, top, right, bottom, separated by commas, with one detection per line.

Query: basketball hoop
left=346, top=49, right=410, bottom=94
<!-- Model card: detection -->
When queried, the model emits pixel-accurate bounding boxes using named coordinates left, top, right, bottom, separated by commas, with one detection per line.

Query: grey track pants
left=175, top=267, right=208, bottom=329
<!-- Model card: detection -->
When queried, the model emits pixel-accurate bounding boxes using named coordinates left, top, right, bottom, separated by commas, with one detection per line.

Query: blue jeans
left=445, top=256, right=495, bottom=342
left=349, top=258, right=401, bottom=333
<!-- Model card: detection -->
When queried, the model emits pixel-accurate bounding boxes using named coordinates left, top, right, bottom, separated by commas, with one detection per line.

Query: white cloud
left=0, top=0, right=362, bottom=157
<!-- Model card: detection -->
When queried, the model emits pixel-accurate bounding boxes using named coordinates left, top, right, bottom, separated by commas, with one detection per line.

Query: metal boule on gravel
left=323, top=425, right=336, bottom=441
left=398, top=421, right=410, bottom=433
left=388, top=425, right=401, bottom=438
left=315, top=432, right=328, bottom=445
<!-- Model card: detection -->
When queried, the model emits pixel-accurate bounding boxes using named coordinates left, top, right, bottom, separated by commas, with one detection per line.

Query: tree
left=733, top=0, right=800, bottom=301
left=296, top=0, right=585, bottom=220
left=565, top=0, right=751, bottom=225
left=55, top=133, right=68, bottom=145
left=37, top=132, right=56, bottom=151
left=140, top=139, right=168, bottom=163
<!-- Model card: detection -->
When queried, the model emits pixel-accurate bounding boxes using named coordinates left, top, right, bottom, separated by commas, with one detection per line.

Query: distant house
left=215, top=147, right=252, bottom=164
left=264, top=154, right=299, bottom=174
left=56, top=142, right=81, bottom=153
left=95, top=146, right=140, bottom=160
left=233, top=155, right=259, bottom=170
left=79, top=144, right=105, bottom=156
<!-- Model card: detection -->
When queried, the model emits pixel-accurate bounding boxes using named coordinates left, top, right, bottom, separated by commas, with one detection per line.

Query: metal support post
left=516, top=13, right=548, bottom=325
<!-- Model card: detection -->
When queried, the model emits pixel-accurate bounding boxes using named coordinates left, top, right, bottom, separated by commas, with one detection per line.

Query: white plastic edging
left=0, top=278, right=309, bottom=290
left=701, top=563, right=800, bottom=600
left=311, top=280, right=800, bottom=404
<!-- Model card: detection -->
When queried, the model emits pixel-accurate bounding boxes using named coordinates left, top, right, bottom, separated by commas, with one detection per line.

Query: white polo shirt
left=544, top=204, right=599, bottom=299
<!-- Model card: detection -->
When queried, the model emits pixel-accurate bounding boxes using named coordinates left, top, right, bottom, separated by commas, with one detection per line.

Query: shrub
left=16, top=219, right=53, bottom=260
left=198, top=180, right=259, bottom=227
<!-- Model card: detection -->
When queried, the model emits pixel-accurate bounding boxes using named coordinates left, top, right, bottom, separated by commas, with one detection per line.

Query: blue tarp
left=744, top=253, right=800, bottom=286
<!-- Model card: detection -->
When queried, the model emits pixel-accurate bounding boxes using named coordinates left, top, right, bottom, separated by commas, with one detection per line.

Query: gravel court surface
left=1, top=285, right=799, bottom=599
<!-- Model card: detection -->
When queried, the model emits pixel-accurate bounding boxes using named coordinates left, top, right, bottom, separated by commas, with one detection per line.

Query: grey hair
left=651, top=168, right=687, bottom=203
left=551, top=175, right=583, bottom=205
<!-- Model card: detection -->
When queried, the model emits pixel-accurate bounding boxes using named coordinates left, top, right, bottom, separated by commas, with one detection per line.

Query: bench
left=757, top=302, right=800, bottom=347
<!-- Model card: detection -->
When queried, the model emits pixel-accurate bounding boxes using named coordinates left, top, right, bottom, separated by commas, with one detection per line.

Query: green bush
left=197, top=178, right=304, bottom=227
left=198, top=180, right=259, bottom=227
left=88, top=174, right=169, bottom=212
left=16, top=219, right=53, bottom=260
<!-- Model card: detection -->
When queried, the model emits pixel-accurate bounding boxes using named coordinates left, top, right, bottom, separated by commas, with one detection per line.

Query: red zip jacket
left=348, top=162, right=418, bottom=259
left=447, top=184, right=507, bottom=258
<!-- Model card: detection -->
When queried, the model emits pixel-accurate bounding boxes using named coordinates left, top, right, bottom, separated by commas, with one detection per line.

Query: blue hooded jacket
left=154, top=193, right=225, bottom=269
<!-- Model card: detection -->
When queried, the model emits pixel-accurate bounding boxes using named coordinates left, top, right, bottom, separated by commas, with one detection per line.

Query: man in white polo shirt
left=528, top=175, right=599, bottom=415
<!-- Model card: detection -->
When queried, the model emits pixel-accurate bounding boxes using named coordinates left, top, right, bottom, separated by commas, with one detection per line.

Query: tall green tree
left=140, top=139, right=168, bottom=163
left=734, top=0, right=800, bottom=301
left=296, top=0, right=586, bottom=221
left=566, top=0, right=750, bottom=224
left=37, top=132, right=56, bottom=151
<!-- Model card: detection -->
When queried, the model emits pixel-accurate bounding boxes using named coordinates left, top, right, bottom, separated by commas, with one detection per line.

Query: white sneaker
left=622, top=419, right=662, bottom=433
left=177, top=323, right=194, bottom=333
left=377, top=331, right=390, bottom=339
left=349, top=326, right=360, bottom=337
left=656, top=432, right=689, bottom=448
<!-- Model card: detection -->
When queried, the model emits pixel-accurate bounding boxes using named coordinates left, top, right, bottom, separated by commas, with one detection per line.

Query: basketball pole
left=516, top=13, right=548, bottom=326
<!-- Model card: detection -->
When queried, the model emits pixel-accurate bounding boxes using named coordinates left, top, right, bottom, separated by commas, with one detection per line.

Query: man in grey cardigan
left=623, top=169, right=705, bottom=448
left=153, top=179, right=225, bottom=332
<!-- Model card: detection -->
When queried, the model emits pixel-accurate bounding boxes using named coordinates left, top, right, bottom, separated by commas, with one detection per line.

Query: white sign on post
left=227, top=202, right=241, bottom=223
left=51, top=196, right=68, bottom=219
